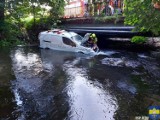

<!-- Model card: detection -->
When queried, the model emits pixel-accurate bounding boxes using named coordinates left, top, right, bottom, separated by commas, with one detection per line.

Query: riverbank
left=108, top=37, right=160, bottom=48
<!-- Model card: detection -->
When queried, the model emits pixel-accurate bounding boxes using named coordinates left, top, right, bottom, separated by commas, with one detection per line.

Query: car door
left=40, top=34, right=51, bottom=48
left=50, top=35, right=63, bottom=50
left=81, top=33, right=91, bottom=44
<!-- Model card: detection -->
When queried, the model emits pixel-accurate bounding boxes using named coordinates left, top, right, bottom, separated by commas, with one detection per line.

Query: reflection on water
left=101, top=57, right=141, bottom=68
left=0, top=49, right=15, bottom=119
left=63, top=61, right=117, bottom=120
left=0, top=47, right=160, bottom=120
left=117, top=81, right=136, bottom=94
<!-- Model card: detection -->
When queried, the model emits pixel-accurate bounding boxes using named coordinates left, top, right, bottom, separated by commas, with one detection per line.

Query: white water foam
left=95, top=50, right=119, bottom=56
left=13, top=89, right=23, bottom=106
left=138, top=54, right=148, bottom=58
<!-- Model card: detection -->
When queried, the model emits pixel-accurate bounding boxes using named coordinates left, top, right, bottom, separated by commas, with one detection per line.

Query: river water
left=0, top=46, right=160, bottom=120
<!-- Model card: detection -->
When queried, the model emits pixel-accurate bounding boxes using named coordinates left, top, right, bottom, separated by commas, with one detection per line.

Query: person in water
left=87, top=33, right=98, bottom=51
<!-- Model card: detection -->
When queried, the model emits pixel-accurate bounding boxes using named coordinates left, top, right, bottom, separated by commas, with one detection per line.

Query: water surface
left=0, top=47, right=160, bottom=120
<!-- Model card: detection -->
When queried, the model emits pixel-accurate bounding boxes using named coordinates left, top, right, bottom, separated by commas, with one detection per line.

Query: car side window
left=62, top=37, right=76, bottom=47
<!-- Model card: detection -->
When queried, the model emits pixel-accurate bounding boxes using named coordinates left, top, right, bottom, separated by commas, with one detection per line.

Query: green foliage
left=0, top=39, right=25, bottom=47
left=0, top=20, right=21, bottom=40
left=99, top=13, right=106, bottom=17
left=0, top=0, right=5, bottom=21
left=24, top=17, right=56, bottom=41
left=94, top=16, right=117, bottom=23
left=24, top=17, right=39, bottom=29
left=15, top=40, right=25, bottom=45
left=0, top=18, right=26, bottom=47
left=124, top=0, right=160, bottom=35
left=131, top=36, right=147, bottom=44
left=0, top=0, right=65, bottom=43
left=0, top=40, right=11, bottom=47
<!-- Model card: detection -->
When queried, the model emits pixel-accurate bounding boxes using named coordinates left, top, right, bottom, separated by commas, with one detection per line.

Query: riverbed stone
left=150, top=50, right=160, bottom=59
left=147, top=37, right=160, bottom=48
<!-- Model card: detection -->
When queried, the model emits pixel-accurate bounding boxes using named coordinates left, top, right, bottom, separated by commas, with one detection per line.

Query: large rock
left=147, top=37, right=160, bottom=48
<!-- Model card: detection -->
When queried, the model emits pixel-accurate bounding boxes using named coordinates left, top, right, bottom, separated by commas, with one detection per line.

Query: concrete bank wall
left=61, top=17, right=125, bottom=27
left=97, top=37, right=160, bottom=51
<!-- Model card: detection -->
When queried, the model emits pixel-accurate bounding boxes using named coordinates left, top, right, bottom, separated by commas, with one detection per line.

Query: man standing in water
left=88, top=33, right=99, bottom=51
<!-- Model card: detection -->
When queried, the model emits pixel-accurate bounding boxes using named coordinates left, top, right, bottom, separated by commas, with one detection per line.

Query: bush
left=0, top=21, right=18, bottom=40
left=0, top=39, right=25, bottom=47
left=0, top=20, right=25, bottom=47
left=0, top=40, right=11, bottom=47
left=100, top=13, right=106, bottom=17
left=94, top=16, right=117, bottom=23
left=131, top=36, right=147, bottom=44
left=24, top=17, right=59, bottom=41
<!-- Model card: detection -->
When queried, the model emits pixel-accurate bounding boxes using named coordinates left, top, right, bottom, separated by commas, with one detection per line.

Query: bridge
left=66, top=26, right=151, bottom=38
left=65, top=26, right=155, bottom=50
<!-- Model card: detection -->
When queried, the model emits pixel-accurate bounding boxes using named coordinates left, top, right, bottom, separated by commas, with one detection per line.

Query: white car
left=38, top=29, right=99, bottom=54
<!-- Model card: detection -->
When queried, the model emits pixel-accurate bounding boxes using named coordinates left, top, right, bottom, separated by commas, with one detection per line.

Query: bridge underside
left=65, top=27, right=155, bottom=51
left=66, top=27, right=152, bottom=38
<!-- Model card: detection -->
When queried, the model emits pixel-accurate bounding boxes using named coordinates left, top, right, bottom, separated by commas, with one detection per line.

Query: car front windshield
left=72, top=35, right=83, bottom=43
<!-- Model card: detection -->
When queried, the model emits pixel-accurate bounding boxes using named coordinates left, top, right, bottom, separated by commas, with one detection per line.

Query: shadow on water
left=10, top=48, right=74, bottom=120
left=0, top=48, right=16, bottom=119
left=9, top=47, right=119, bottom=120
left=0, top=46, right=160, bottom=120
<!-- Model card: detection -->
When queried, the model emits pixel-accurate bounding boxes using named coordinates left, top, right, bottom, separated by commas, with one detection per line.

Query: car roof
left=40, top=29, right=78, bottom=39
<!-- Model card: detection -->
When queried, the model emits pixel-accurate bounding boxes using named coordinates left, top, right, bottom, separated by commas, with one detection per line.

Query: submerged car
left=38, top=29, right=99, bottom=54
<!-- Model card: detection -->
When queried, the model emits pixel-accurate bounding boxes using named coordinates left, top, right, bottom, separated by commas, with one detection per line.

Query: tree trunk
left=0, top=0, right=5, bottom=40
left=0, top=0, right=5, bottom=22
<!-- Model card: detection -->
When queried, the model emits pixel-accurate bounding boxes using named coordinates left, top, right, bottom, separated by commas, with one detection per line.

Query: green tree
left=124, top=0, right=160, bottom=35
left=0, top=0, right=5, bottom=40
left=0, top=0, right=5, bottom=22
left=0, top=0, right=65, bottom=45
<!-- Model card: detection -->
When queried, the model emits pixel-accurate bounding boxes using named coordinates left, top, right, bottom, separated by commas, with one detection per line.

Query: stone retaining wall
left=61, top=17, right=124, bottom=27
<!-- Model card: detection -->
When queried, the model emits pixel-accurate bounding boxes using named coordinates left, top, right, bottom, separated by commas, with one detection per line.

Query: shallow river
left=0, top=46, right=160, bottom=120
